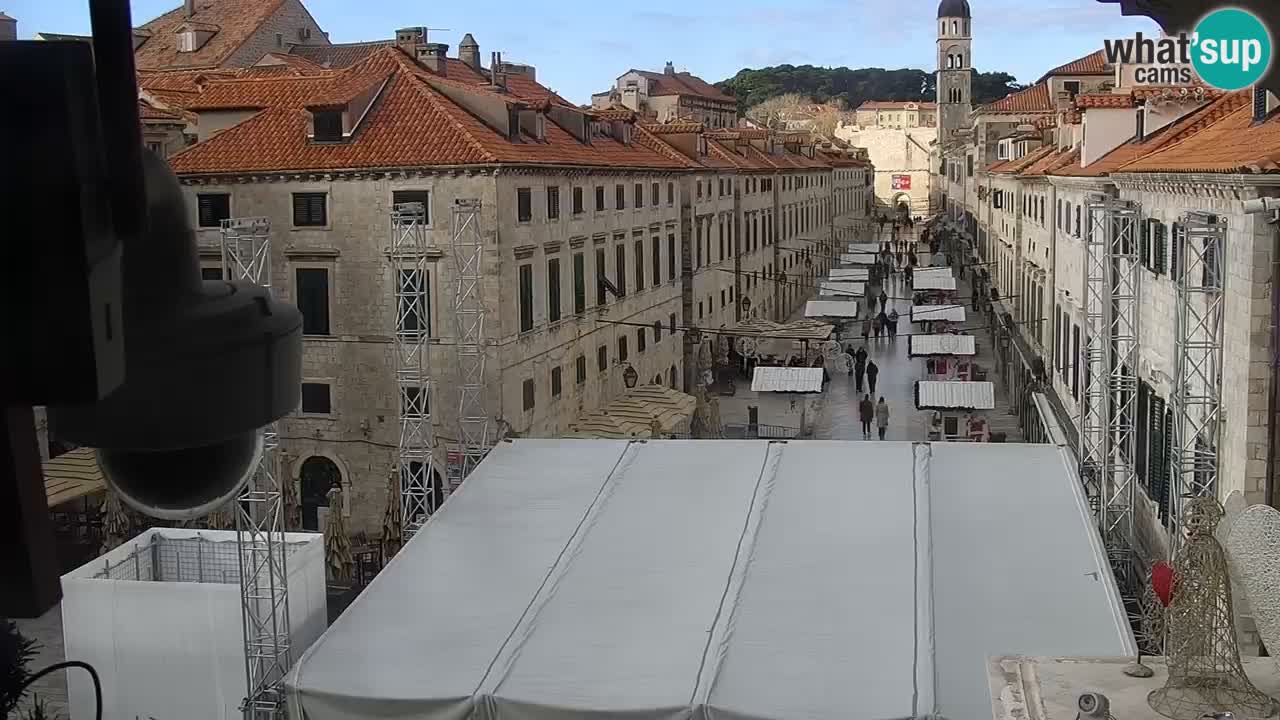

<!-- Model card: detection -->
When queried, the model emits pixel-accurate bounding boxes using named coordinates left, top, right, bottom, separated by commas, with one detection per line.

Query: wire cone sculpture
left=282, top=471, right=302, bottom=531
left=100, top=489, right=132, bottom=553
left=324, top=485, right=354, bottom=586
left=381, top=467, right=403, bottom=562
left=1147, top=497, right=1278, bottom=719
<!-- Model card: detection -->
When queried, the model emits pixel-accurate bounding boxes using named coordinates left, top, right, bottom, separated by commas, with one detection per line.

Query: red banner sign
left=891, top=174, right=912, bottom=191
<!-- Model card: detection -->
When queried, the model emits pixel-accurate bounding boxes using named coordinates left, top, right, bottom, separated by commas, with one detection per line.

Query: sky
left=6, top=0, right=1158, bottom=104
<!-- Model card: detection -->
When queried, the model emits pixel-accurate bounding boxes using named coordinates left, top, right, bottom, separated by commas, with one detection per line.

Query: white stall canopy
left=909, top=334, right=977, bottom=357
left=820, top=280, right=864, bottom=298
left=751, top=367, right=825, bottom=393
left=841, top=252, right=878, bottom=265
left=847, top=243, right=880, bottom=254
left=828, top=268, right=869, bottom=282
left=911, top=304, right=967, bottom=323
left=915, top=381, right=996, bottom=410
left=805, top=300, right=860, bottom=319
left=287, top=440, right=1134, bottom=720
left=912, top=268, right=958, bottom=292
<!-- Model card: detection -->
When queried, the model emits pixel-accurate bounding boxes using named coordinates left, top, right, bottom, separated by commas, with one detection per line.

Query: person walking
left=888, top=308, right=900, bottom=340
left=904, top=263, right=914, bottom=287
left=879, top=288, right=889, bottom=312
left=862, top=313, right=873, bottom=343
left=854, top=346, right=867, bottom=392
left=858, top=394, right=875, bottom=439
left=876, top=397, right=890, bottom=440
left=876, top=310, right=888, bottom=339
left=866, top=359, right=880, bottom=395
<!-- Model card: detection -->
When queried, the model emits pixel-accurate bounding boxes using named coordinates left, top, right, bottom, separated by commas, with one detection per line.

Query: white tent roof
left=913, top=268, right=958, bottom=291
left=909, top=334, right=976, bottom=357
left=912, top=304, right=967, bottom=323
left=916, top=381, right=996, bottom=410
left=847, top=243, right=880, bottom=254
left=820, top=280, right=864, bottom=297
left=287, top=440, right=1134, bottom=720
left=805, top=300, right=859, bottom=319
left=828, top=268, right=869, bottom=281
left=841, top=252, right=877, bottom=265
left=751, top=367, right=824, bottom=393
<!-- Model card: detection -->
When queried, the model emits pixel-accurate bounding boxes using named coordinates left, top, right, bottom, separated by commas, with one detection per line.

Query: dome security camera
left=1076, top=691, right=1110, bottom=719
left=49, top=149, right=302, bottom=520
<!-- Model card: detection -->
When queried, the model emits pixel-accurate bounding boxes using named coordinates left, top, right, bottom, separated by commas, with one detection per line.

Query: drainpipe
left=1245, top=194, right=1280, bottom=507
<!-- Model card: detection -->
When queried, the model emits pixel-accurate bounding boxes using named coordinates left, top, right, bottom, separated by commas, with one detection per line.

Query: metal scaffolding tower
left=390, top=202, right=439, bottom=536
left=220, top=217, right=292, bottom=720
left=451, top=199, right=491, bottom=484
left=1169, top=213, right=1227, bottom=547
left=1079, top=196, right=1142, bottom=605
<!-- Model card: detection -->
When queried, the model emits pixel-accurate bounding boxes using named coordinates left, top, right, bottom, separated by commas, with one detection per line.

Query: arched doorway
left=300, top=456, right=342, bottom=531
left=403, top=461, right=445, bottom=523
left=893, top=192, right=912, bottom=218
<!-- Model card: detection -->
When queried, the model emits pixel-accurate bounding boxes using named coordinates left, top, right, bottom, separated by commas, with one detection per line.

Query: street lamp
left=740, top=296, right=752, bottom=314
left=622, top=364, right=639, bottom=389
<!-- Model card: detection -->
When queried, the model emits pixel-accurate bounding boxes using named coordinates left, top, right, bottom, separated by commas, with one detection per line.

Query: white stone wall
left=225, top=0, right=329, bottom=68
left=835, top=126, right=934, bottom=215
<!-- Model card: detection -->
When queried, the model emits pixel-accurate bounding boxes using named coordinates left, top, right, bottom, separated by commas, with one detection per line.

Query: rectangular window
left=517, top=188, right=532, bottom=223
left=616, top=184, right=626, bottom=210
left=522, top=378, right=535, bottom=411
left=397, top=268, right=430, bottom=337
left=547, top=186, right=560, bottom=220
left=696, top=224, right=703, bottom=266
left=719, top=222, right=725, bottom=261
left=312, top=110, right=343, bottom=141
left=597, top=345, right=608, bottom=371
left=551, top=367, right=562, bottom=397
left=596, top=248, right=607, bottom=305
left=634, top=240, right=645, bottom=291
left=547, top=258, right=561, bottom=323
left=1071, top=324, right=1081, bottom=400
left=618, top=336, right=628, bottom=362
left=651, top=237, right=661, bottom=286
left=595, top=186, right=605, bottom=211
left=667, top=182, right=674, bottom=205
left=573, top=252, right=586, bottom=314
left=1074, top=205, right=1081, bottom=236
left=295, top=267, right=330, bottom=335
left=202, top=266, right=223, bottom=281
left=653, top=321, right=662, bottom=342
left=518, top=263, right=534, bottom=332
left=615, top=244, right=627, bottom=296
left=635, top=183, right=644, bottom=208
left=300, top=382, right=331, bottom=414
left=637, top=327, right=646, bottom=353
left=669, top=313, right=676, bottom=333
left=576, top=355, right=587, bottom=384
left=292, top=192, right=327, bottom=227
left=197, top=193, right=231, bottom=228
left=391, top=190, right=430, bottom=225
left=652, top=182, right=660, bottom=208
left=572, top=187, right=584, bottom=215
left=668, top=233, right=677, bottom=280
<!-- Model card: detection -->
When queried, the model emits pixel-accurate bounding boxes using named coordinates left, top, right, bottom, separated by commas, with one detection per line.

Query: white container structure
left=61, top=528, right=327, bottom=720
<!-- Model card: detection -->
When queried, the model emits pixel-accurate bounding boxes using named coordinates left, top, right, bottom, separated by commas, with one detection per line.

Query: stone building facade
left=167, top=41, right=870, bottom=535
left=853, top=101, right=937, bottom=129
left=933, top=13, right=1280, bottom=530
left=591, top=64, right=738, bottom=129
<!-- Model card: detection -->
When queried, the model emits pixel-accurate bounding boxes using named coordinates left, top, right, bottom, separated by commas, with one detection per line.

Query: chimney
left=0, top=11, right=15, bottom=41
left=184, top=0, right=194, bottom=17
left=664, top=61, right=675, bottom=76
left=417, top=42, right=448, bottom=75
left=395, top=26, right=423, bottom=56
left=490, top=51, right=507, bottom=90
left=459, top=32, right=480, bottom=72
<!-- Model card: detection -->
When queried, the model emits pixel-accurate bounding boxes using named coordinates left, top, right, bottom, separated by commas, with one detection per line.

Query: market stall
left=828, top=268, right=870, bottom=282
left=805, top=300, right=860, bottom=320
left=908, top=334, right=980, bottom=380
left=910, top=304, right=966, bottom=332
left=564, top=385, right=697, bottom=439
left=819, top=280, right=864, bottom=299
left=915, top=381, right=997, bottom=442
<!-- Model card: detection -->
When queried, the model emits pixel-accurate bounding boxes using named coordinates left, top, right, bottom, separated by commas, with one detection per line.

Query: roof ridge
left=167, top=107, right=268, bottom=164
left=633, top=126, right=701, bottom=168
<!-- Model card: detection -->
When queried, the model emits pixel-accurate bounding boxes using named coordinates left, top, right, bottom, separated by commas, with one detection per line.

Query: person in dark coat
left=862, top=314, right=873, bottom=342
left=879, top=288, right=889, bottom=311
left=904, top=263, right=914, bottom=287
left=854, top=346, right=868, bottom=392
left=866, top=359, right=880, bottom=394
left=858, top=394, right=875, bottom=439
left=888, top=309, right=900, bottom=340
left=876, top=310, right=888, bottom=339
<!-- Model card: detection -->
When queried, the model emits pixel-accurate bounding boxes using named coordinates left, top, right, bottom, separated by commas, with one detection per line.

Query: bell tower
left=937, top=0, right=973, bottom=146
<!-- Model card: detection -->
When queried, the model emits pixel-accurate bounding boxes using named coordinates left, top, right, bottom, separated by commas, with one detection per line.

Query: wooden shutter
left=1168, top=222, right=1181, bottom=279
left=1139, top=219, right=1151, bottom=268
left=1148, top=397, right=1171, bottom=523
left=1154, top=222, right=1168, bottom=276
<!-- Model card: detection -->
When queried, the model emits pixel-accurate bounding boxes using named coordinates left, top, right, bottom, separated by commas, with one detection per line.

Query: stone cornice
left=1110, top=172, right=1280, bottom=200
left=1046, top=176, right=1113, bottom=192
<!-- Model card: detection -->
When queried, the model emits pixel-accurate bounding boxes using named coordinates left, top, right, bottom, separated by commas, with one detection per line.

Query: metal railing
left=722, top=423, right=802, bottom=440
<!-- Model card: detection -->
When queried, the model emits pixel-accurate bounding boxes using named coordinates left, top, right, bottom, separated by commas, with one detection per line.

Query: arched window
left=670, top=365, right=677, bottom=389
left=300, top=455, right=342, bottom=531
left=952, top=20, right=958, bottom=34
left=957, top=53, right=963, bottom=68
left=940, top=20, right=945, bottom=34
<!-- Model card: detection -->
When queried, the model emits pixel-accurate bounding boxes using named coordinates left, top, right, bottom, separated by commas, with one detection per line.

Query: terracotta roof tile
left=593, top=108, right=636, bottom=121
left=633, top=69, right=734, bottom=102
left=1037, top=49, right=1109, bottom=83
left=981, top=83, right=1053, bottom=114
left=290, top=41, right=392, bottom=69
left=133, top=0, right=302, bottom=71
left=1019, top=146, right=1078, bottom=177
left=138, top=98, right=186, bottom=121
left=1075, top=93, right=1134, bottom=109
left=168, top=47, right=693, bottom=175
left=1131, top=85, right=1222, bottom=102
left=643, top=121, right=704, bottom=134
left=1116, top=90, right=1277, bottom=173
left=856, top=101, right=937, bottom=110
